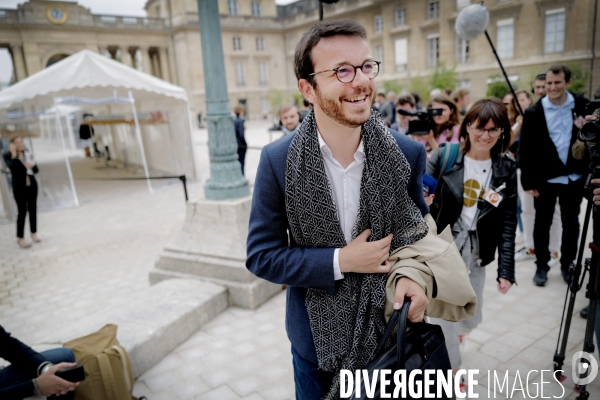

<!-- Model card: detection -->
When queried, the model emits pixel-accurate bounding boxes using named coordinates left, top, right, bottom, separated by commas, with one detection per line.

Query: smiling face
left=300, top=35, right=376, bottom=128
left=545, top=70, right=571, bottom=103
left=431, top=101, right=452, bottom=127
left=466, top=118, right=500, bottom=156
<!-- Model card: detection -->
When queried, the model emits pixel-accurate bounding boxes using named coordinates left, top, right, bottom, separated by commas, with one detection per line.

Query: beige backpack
left=64, top=324, right=143, bottom=400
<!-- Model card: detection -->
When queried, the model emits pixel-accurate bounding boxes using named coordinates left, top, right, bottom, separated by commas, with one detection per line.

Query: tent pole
left=129, top=91, right=153, bottom=194
left=183, top=100, right=198, bottom=181
left=54, top=99, right=79, bottom=207
left=65, top=113, right=76, bottom=152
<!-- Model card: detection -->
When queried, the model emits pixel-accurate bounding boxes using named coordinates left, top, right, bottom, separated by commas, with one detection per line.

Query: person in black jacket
left=3, top=136, right=40, bottom=249
left=426, top=98, right=517, bottom=384
left=0, top=325, right=78, bottom=399
left=519, top=65, right=590, bottom=286
left=233, top=104, right=248, bottom=175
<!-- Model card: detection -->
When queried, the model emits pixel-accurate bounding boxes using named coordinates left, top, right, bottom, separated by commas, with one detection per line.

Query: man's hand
left=526, top=189, right=539, bottom=198
left=394, top=277, right=428, bottom=322
left=497, top=278, right=512, bottom=294
left=591, top=179, right=600, bottom=206
left=36, top=362, right=79, bottom=397
left=339, top=229, right=393, bottom=274
left=424, top=193, right=435, bottom=206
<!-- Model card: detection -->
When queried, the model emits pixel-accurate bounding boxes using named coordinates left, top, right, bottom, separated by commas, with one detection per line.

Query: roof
left=0, top=50, right=188, bottom=111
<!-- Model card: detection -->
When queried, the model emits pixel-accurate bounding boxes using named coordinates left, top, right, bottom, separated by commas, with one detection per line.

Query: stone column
left=159, top=47, right=171, bottom=82
left=120, top=46, right=132, bottom=67
left=151, top=51, right=161, bottom=77
left=140, top=46, right=152, bottom=74
left=9, top=43, right=27, bottom=81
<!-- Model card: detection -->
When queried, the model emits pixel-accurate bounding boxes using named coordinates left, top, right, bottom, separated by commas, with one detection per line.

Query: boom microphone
left=455, top=4, right=489, bottom=41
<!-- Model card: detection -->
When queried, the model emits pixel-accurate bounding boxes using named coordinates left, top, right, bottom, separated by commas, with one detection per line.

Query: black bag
left=348, top=300, right=453, bottom=399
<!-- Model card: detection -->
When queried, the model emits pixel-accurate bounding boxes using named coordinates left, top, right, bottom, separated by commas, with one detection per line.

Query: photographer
left=390, top=94, right=416, bottom=135
left=0, top=325, right=78, bottom=399
left=519, top=65, right=589, bottom=286
left=416, top=94, right=460, bottom=155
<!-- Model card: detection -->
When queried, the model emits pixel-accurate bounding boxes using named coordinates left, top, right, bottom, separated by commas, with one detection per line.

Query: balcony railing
left=0, top=9, right=167, bottom=30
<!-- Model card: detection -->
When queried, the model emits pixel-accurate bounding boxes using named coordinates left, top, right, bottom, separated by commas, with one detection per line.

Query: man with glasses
left=246, top=20, right=434, bottom=399
left=519, top=65, right=590, bottom=286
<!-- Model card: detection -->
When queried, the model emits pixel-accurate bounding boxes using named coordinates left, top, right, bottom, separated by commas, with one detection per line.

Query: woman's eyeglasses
left=468, top=124, right=503, bottom=138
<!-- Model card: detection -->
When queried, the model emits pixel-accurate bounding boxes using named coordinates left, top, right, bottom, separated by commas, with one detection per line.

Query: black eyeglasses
left=309, top=60, right=381, bottom=83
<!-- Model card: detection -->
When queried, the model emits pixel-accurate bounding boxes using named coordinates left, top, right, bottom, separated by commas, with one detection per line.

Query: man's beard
left=314, top=87, right=373, bottom=128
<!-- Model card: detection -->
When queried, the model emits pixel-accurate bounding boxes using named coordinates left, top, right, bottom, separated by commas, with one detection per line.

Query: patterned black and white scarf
left=285, top=110, right=429, bottom=399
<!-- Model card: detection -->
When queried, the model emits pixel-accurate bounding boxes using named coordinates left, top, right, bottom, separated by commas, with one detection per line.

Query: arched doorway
left=46, top=53, right=70, bottom=67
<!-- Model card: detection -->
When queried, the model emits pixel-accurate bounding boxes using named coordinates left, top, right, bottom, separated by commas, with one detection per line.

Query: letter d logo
left=572, top=351, right=599, bottom=385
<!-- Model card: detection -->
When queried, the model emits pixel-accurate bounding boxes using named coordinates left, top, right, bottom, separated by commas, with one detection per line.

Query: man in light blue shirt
left=519, top=65, right=589, bottom=286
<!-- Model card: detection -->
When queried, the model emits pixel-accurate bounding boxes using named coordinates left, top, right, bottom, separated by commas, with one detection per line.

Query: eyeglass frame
left=467, top=123, right=503, bottom=138
left=308, top=59, right=381, bottom=83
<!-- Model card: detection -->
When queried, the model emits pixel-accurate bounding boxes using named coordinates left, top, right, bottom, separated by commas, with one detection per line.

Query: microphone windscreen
left=423, top=174, right=438, bottom=196
left=455, top=4, right=489, bottom=41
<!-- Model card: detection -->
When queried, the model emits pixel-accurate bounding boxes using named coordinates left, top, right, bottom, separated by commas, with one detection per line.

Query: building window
left=427, top=35, right=439, bottom=68
left=457, top=0, right=470, bottom=10
left=458, top=79, right=471, bottom=89
left=456, top=37, right=470, bottom=64
left=497, top=18, right=514, bottom=59
left=258, top=62, right=268, bottom=86
left=395, top=8, right=406, bottom=27
left=427, top=1, right=439, bottom=20
left=233, top=37, right=242, bottom=51
left=261, top=97, right=270, bottom=115
left=395, top=38, right=407, bottom=72
left=252, top=2, right=261, bottom=17
left=256, top=37, right=265, bottom=51
left=545, top=8, right=565, bottom=54
left=228, top=0, right=238, bottom=16
left=374, top=15, right=383, bottom=34
left=375, top=45, right=383, bottom=73
left=235, top=62, right=245, bottom=87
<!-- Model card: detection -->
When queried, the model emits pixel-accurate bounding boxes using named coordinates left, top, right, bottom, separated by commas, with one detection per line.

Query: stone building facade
left=1, top=0, right=599, bottom=119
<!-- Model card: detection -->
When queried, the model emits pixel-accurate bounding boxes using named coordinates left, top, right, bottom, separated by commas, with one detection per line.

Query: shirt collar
left=317, top=130, right=365, bottom=163
left=542, top=91, right=575, bottom=110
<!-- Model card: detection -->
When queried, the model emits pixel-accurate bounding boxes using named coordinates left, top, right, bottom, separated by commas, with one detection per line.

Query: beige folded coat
left=385, top=215, right=477, bottom=323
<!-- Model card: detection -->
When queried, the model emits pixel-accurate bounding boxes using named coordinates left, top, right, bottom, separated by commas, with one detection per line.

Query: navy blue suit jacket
left=246, top=130, right=429, bottom=364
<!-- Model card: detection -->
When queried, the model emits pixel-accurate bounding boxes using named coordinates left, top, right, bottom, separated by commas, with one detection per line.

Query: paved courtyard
left=1, top=120, right=600, bottom=399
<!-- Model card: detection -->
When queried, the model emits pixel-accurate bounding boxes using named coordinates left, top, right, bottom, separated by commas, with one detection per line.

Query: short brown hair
left=278, top=104, right=299, bottom=118
left=547, top=64, right=572, bottom=82
left=428, top=94, right=460, bottom=141
left=452, top=88, right=470, bottom=103
left=233, top=104, right=245, bottom=117
left=396, top=94, right=415, bottom=108
left=459, top=98, right=511, bottom=156
left=294, top=20, right=367, bottom=86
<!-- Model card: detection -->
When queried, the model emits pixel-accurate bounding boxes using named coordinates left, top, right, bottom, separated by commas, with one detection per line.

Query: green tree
left=429, top=62, right=457, bottom=92
left=409, top=76, right=430, bottom=103
left=382, top=80, right=403, bottom=95
left=565, top=62, right=591, bottom=95
left=486, top=75, right=511, bottom=99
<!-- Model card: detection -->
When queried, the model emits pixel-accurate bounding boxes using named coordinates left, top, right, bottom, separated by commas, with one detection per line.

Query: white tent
left=0, top=50, right=196, bottom=207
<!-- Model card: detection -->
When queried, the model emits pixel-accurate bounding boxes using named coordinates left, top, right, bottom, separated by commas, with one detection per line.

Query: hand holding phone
left=55, top=364, right=86, bottom=383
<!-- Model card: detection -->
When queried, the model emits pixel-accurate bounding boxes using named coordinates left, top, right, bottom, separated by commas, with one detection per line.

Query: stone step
left=148, top=267, right=283, bottom=310
left=44, top=279, right=228, bottom=378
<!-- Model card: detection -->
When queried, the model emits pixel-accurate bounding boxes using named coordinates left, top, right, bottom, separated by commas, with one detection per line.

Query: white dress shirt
left=317, top=131, right=365, bottom=280
left=542, top=92, right=581, bottom=184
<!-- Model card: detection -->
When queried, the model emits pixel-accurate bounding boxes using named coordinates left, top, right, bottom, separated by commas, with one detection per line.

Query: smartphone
left=55, top=365, right=86, bottom=383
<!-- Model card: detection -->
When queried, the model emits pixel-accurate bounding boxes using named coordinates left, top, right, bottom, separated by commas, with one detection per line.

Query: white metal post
left=128, top=91, right=153, bottom=193
left=54, top=99, right=80, bottom=207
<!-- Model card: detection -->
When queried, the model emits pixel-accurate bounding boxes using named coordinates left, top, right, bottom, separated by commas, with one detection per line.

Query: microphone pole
left=483, top=29, right=524, bottom=115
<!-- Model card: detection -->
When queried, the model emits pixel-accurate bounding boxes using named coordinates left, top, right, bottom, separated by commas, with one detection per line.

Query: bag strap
left=396, top=300, right=411, bottom=369
left=98, top=352, right=119, bottom=400
left=111, top=345, right=132, bottom=392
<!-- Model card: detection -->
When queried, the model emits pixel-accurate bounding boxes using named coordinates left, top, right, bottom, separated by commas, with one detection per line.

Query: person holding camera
left=519, top=65, right=590, bottom=286
left=426, top=98, right=517, bottom=384
left=416, top=94, right=461, bottom=155
left=390, top=94, right=417, bottom=135
left=2, top=136, right=40, bottom=249
left=0, top=325, right=78, bottom=399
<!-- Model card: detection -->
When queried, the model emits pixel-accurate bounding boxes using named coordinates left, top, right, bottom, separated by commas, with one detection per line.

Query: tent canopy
left=0, top=50, right=188, bottom=111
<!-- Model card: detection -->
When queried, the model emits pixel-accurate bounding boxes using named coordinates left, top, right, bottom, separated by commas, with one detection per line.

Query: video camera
left=578, top=100, right=600, bottom=142
left=396, top=108, right=443, bottom=136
